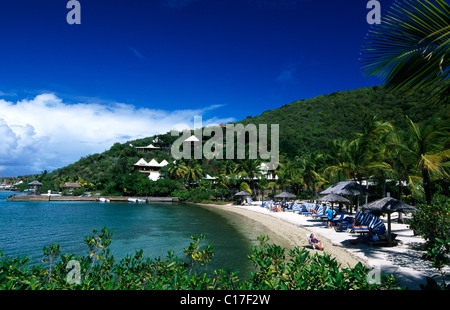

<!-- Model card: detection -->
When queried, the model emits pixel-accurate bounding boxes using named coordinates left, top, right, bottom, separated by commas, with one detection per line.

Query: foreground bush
left=0, top=228, right=401, bottom=290
left=409, top=195, right=450, bottom=249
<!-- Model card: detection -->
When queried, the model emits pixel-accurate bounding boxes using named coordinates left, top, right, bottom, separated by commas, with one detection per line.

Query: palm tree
left=236, top=159, right=262, bottom=198
left=297, top=153, right=327, bottom=200
left=361, top=0, right=450, bottom=105
left=359, top=117, right=396, bottom=198
left=325, top=139, right=348, bottom=182
left=214, top=175, right=229, bottom=201
left=276, top=160, right=303, bottom=195
left=398, top=117, right=449, bottom=205
left=168, top=161, right=188, bottom=181
left=324, top=139, right=367, bottom=185
left=218, top=160, right=238, bottom=177
left=184, top=161, right=204, bottom=187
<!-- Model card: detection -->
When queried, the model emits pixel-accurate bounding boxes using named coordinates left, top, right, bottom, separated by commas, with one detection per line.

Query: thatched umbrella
left=235, top=191, right=251, bottom=196
left=317, top=193, right=350, bottom=211
left=320, top=180, right=368, bottom=195
left=320, top=180, right=369, bottom=212
left=28, top=180, right=43, bottom=186
left=28, top=180, right=43, bottom=195
left=275, top=191, right=296, bottom=199
left=235, top=190, right=252, bottom=205
left=361, top=197, right=418, bottom=246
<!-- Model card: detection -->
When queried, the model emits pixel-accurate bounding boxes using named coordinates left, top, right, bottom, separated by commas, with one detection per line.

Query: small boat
left=99, top=197, right=110, bottom=203
left=128, top=198, right=147, bottom=203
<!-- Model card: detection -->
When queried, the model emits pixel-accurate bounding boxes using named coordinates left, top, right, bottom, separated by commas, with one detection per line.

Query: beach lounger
left=298, top=204, right=310, bottom=214
left=302, top=203, right=320, bottom=216
left=334, top=222, right=349, bottom=232
left=291, top=202, right=301, bottom=213
left=331, top=214, right=345, bottom=224
left=262, top=200, right=273, bottom=208
left=311, top=205, right=325, bottom=217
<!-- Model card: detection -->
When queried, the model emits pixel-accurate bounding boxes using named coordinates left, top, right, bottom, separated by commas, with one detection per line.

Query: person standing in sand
left=326, top=208, right=334, bottom=229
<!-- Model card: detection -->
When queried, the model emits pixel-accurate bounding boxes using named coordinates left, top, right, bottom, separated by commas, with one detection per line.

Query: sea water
left=0, top=191, right=276, bottom=277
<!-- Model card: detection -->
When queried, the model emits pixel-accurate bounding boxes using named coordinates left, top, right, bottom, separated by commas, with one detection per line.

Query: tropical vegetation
left=361, top=0, right=449, bottom=106
left=0, top=228, right=401, bottom=290
left=3, top=0, right=449, bottom=291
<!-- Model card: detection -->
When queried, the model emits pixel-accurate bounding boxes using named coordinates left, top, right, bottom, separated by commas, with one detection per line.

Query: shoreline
left=195, top=202, right=365, bottom=268
left=195, top=201, right=448, bottom=290
left=6, top=194, right=179, bottom=202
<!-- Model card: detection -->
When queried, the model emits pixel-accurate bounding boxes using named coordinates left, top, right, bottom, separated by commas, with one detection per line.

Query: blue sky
left=0, top=0, right=395, bottom=176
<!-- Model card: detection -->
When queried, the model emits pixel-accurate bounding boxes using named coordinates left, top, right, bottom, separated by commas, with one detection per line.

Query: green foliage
left=23, top=84, right=446, bottom=208
left=420, top=238, right=450, bottom=290
left=0, top=229, right=404, bottom=290
left=239, top=85, right=448, bottom=159
left=42, top=243, right=61, bottom=282
left=409, top=194, right=450, bottom=248
left=184, top=235, right=214, bottom=275
left=188, top=188, right=215, bottom=203
left=361, top=0, right=450, bottom=105
left=245, top=236, right=400, bottom=290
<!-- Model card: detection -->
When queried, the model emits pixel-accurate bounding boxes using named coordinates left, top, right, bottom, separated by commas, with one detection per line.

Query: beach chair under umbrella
left=234, top=191, right=251, bottom=205
left=361, top=197, right=418, bottom=246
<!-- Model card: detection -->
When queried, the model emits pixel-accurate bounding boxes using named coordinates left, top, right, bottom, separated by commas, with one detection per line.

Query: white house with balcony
left=133, top=158, right=169, bottom=181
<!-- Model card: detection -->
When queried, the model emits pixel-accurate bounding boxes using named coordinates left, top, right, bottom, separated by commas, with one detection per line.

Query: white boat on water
left=99, top=197, right=110, bottom=203
left=128, top=198, right=146, bottom=203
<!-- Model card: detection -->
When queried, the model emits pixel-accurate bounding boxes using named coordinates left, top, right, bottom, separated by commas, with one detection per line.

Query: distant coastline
left=6, top=194, right=179, bottom=203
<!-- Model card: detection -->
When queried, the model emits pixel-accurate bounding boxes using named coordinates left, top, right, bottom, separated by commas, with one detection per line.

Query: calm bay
left=0, top=191, right=277, bottom=277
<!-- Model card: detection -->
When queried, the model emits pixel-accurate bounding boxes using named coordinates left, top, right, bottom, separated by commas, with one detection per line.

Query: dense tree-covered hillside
left=238, top=85, right=447, bottom=158
left=30, top=85, right=447, bottom=201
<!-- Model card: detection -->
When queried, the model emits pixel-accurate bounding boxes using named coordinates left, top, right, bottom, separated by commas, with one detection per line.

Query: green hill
left=34, top=85, right=448, bottom=196
left=237, top=85, right=447, bottom=158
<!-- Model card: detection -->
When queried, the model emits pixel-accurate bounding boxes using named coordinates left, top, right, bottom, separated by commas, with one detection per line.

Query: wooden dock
left=6, top=195, right=179, bottom=203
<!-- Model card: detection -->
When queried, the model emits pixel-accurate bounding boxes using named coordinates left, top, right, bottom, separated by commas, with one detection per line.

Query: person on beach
left=326, top=208, right=334, bottom=228
left=309, top=233, right=324, bottom=250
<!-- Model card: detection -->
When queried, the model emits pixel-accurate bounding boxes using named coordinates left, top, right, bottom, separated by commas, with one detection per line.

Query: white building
left=135, top=144, right=161, bottom=152
left=133, top=158, right=169, bottom=181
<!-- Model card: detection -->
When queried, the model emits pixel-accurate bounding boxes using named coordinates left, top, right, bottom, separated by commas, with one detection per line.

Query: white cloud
left=0, top=93, right=234, bottom=176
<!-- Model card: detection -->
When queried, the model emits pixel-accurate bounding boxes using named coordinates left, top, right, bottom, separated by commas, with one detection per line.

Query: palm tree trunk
left=422, top=169, right=433, bottom=205
left=398, top=178, right=404, bottom=223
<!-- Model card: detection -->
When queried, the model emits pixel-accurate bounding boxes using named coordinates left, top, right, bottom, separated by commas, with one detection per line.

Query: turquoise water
left=0, top=191, right=270, bottom=276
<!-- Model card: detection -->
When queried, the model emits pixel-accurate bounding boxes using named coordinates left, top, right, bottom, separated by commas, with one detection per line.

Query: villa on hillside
left=135, top=144, right=161, bottom=152
left=133, top=158, right=169, bottom=181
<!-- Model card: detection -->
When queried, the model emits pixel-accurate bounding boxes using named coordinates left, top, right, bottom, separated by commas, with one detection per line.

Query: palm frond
left=361, top=0, right=450, bottom=105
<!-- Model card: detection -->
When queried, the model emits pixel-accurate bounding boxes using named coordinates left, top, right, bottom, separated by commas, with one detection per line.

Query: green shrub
left=0, top=228, right=403, bottom=290
left=409, top=194, right=450, bottom=249
left=188, top=189, right=214, bottom=203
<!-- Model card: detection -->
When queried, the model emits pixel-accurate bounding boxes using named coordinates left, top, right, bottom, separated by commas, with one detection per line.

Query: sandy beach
left=198, top=201, right=448, bottom=290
